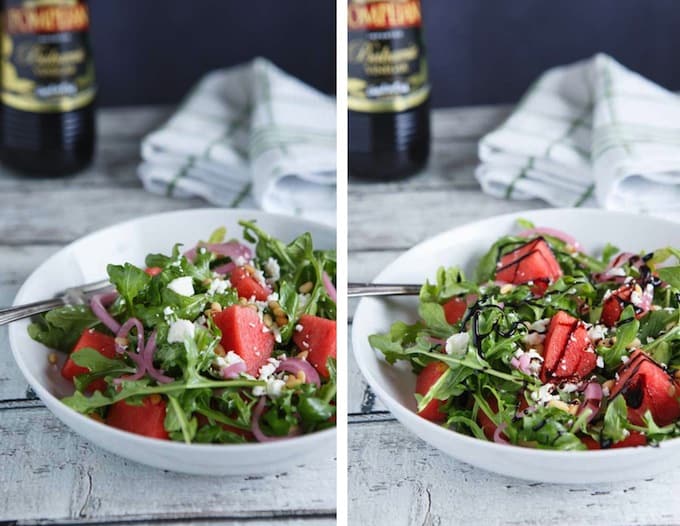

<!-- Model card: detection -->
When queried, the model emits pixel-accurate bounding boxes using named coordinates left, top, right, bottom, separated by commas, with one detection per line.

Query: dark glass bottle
left=0, top=0, right=96, bottom=176
left=348, top=0, right=430, bottom=180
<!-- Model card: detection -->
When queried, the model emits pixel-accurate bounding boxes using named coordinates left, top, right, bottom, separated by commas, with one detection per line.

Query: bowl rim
left=352, top=207, right=680, bottom=458
left=9, top=207, right=337, bottom=452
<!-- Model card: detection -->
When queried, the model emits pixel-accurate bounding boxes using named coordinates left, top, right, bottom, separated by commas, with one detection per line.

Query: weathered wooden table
left=0, top=106, right=335, bottom=525
left=348, top=106, right=680, bottom=525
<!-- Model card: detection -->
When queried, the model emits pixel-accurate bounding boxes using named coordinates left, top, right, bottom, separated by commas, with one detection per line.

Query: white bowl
left=352, top=208, right=680, bottom=483
left=9, top=208, right=336, bottom=475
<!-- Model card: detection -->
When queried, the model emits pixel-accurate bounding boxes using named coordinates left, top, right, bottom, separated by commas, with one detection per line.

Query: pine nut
left=298, top=281, right=313, bottom=294
left=48, top=352, right=58, bottom=365
left=500, top=283, right=515, bottom=294
left=272, top=306, right=286, bottom=318
left=149, top=394, right=162, bottom=405
left=214, top=344, right=226, bottom=356
left=275, top=315, right=288, bottom=327
left=210, top=302, right=222, bottom=313
left=296, top=350, right=309, bottom=360
left=263, top=313, right=274, bottom=327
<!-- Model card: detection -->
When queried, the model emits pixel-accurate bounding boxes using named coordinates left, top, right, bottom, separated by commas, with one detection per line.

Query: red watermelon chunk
left=230, top=266, right=271, bottom=301
left=61, top=328, right=118, bottom=392
left=541, top=311, right=596, bottom=383
left=107, top=395, right=169, bottom=440
left=610, top=349, right=680, bottom=426
left=442, top=297, right=467, bottom=325
left=415, top=361, right=449, bottom=422
left=495, top=238, right=562, bottom=295
left=144, top=266, right=163, bottom=276
left=293, top=314, right=336, bottom=378
left=213, top=305, right=274, bottom=376
left=600, top=282, right=651, bottom=328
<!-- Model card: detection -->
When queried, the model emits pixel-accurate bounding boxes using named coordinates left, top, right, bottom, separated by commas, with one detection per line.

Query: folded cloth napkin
left=138, top=58, right=336, bottom=225
left=476, top=54, right=680, bottom=218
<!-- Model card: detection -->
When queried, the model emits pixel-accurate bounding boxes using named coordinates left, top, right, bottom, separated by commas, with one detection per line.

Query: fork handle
left=0, top=297, right=66, bottom=326
left=348, top=283, right=421, bottom=298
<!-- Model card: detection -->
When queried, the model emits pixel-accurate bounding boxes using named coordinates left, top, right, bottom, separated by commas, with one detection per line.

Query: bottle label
left=348, top=0, right=429, bottom=113
left=1, top=0, right=96, bottom=113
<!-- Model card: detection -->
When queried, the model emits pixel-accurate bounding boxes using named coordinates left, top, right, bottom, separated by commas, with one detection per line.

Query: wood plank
left=348, top=332, right=386, bottom=416
left=0, top=188, right=205, bottom=244
left=348, top=188, right=545, bottom=252
left=0, top=246, right=61, bottom=400
left=26, top=519, right=337, bottom=526
left=0, top=406, right=335, bottom=522
left=348, top=420, right=680, bottom=525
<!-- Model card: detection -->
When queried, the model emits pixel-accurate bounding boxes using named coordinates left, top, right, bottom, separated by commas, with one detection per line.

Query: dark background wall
left=89, top=1, right=336, bottom=107
left=89, top=1, right=680, bottom=109
left=423, top=0, right=680, bottom=107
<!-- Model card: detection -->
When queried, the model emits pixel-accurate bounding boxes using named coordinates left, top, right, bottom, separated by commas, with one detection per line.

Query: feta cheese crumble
left=513, top=348, right=543, bottom=376
left=168, top=276, right=194, bottom=297
left=445, top=332, right=469, bottom=356
left=207, top=278, right=230, bottom=296
left=528, top=318, right=550, bottom=333
left=167, top=319, right=195, bottom=343
left=531, top=383, right=560, bottom=405
left=263, top=257, right=281, bottom=281
left=215, top=351, right=245, bottom=370
left=587, top=324, right=607, bottom=342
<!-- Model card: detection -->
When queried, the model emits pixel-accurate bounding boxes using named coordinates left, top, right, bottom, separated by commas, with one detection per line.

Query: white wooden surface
left=0, top=107, right=335, bottom=525
left=348, top=106, right=680, bottom=525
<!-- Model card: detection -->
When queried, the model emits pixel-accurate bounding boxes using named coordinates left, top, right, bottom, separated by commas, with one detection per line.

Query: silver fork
left=348, top=283, right=421, bottom=298
left=0, top=280, right=114, bottom=326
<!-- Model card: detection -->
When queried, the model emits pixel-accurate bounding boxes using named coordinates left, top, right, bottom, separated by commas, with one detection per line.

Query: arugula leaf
left=658, top=267, right=680, bottom=289
left=166, top=393, right=198, bottom=443
left=208, top=227, right=227, bottom=244
left=516, top=218, right=535, bottom=230
left=69, top=347, right=135, bottom=391
left=601, top=243, right=620, bottom=264
left=598, top=306, right=640, bottom=370
left=28, top=305, right=100, bottom=352
left=298, top=397, right=335, bottom=423
left=107, top=263, right=151, bottom=308
left=194, top=423, right=247, bottom=444
left=418, top=302, right=453, bottom=339
left=602, top=395, right=629, bottom=444
left=420, top=266, right=477, bottom=304
left=417, top=363, right=473, bottom=411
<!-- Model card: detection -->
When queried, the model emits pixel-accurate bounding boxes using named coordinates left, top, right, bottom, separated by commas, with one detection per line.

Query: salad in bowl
left=369, top=220, right=680, bottom=451
left=28, top=220, right=337, bottom=444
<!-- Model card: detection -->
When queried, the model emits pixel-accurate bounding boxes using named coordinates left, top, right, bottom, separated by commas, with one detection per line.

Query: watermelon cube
left=230, top=267, right=271, bottom=301
left=541, top=310, right=596, bottom=383
left=293, top=314, right=336, bottom=378
left=610, top=349, right=680, bottom=426
left=61, top=328, right=118, bottom=392
left=213, top=305, right=274, bottom=376
left=107, top=395, right=169, bottom=440
left=495, top=238, right=562, bottom=295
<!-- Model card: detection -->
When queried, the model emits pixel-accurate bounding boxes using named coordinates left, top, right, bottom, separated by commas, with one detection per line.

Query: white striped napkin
left=476, top=54, right=680, bottom=218
left=138, top=58, right=337, bottom=226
